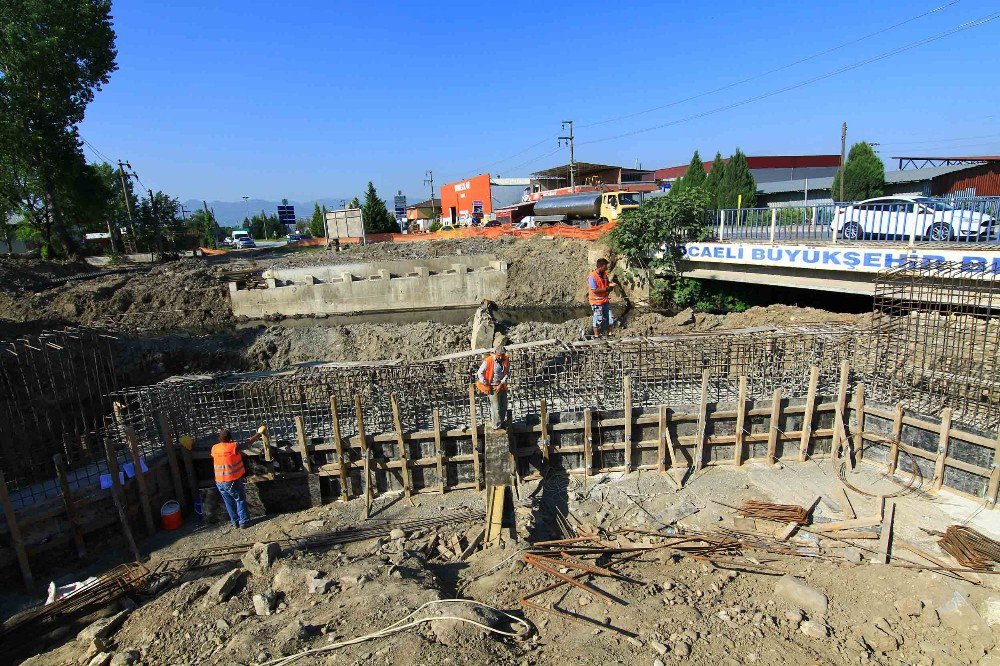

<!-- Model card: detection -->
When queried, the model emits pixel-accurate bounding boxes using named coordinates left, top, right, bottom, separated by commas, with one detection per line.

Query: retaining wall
left=228, top=255, right=508, bottom=318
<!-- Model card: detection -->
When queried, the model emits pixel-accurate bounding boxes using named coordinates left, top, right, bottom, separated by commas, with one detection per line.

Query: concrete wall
left=230, top=255, right=508, bottom=318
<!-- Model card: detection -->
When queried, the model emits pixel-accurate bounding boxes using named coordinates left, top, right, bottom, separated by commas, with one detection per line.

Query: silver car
left=833, top=196, right=996, bottom=241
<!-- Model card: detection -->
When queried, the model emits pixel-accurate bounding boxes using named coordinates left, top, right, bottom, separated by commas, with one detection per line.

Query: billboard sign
left=325, top=208, right=365, bottom=242
left=277, top=204, right=296, bottom=229
left=393, top=193, right=407, bottom=220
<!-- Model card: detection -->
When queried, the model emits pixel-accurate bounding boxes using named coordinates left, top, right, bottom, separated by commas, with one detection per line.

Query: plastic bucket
left=161, top=500, right=182, bottom=530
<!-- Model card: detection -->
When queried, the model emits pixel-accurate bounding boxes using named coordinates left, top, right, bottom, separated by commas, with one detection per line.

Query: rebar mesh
left=867, top=261, right=1000, bottom=432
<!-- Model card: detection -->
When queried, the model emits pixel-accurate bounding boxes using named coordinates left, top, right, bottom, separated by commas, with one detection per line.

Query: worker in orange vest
left=476, top=344, right=510, bottom=431
left=588, top=258, right=618, bottom=338
left=212, top=425, right=265, bottom=529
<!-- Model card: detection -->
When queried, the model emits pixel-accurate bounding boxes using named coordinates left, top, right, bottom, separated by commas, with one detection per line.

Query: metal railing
left=715, top=196, right=1000, bottom=245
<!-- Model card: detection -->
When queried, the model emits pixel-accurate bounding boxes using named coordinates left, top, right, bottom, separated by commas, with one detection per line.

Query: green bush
left=429, top=220, right=442, bottom=232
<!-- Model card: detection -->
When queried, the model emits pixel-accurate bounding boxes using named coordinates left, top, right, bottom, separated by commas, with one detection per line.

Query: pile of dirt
left=0, top=255, right=97, bottom=292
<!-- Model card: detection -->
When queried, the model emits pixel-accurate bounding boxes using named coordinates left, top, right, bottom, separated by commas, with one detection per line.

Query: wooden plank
left=53, top=453, right=87, bottom=559
left=888, top=404, right=904, bottom=474
left=657, top=405, right=667, bottom=473
left=733, top=375, right=747, bottom=466
left=484, top=485, right=506, bottom=544
left=583, top=408, right=593, bottom=476
left=0, top=470, right=33, bottom=589
left=433, top=409, right=445, bottom=494
left=390, top=394, right=413, bottom=499
left=933, top=407, right=952, bottom=491
left=877, top=500, right=895, bottom=564
left=259, top=426, right=273, bottom=464
left=694, top=369, right=710, bottom=471
left=539, top=399, right=550, bottom=468
left=852, top=382, right=865, bottom=463
left=123, top=425, right=155, bottom=537
left=832, top=360, right=850, bottom=460
left=469, top=384, right=482, bottom=492
left=664, top=414, right=680, bottom=473
left=294, top=416, right=314, bottom=473
left=988, top=430, right=1000, bottom=508
left=179, top=443, right=199, bottom=512
left=102, top=438, right=140, bottom=562
left=623, top=376, right=633, bottom=474
left=836, top=487, right=855, bottom=519
left=811, top=516, right=883, bottom=531
left=897, top=541, right=981, bottom=585
left=330, top=396, right=350, bottom=500
left=767, top=388, right=782, bottom=464
left=776, top=522, right=798, bottom=541
left=157, top=413, right=187, bottom=510
left=798, top=365, right=820, bottom=462
left=354, top=395, right=372, bottom=519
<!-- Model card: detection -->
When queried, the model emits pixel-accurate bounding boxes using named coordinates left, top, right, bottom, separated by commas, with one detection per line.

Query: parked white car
left=833, top=196, right=996, bottom=241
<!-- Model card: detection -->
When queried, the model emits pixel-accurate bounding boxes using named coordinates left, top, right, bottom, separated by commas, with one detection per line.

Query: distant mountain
left=181, top=198, right=351, bottom=227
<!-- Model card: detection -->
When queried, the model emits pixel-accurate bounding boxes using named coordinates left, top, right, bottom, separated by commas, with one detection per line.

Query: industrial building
left=438, top=174, right=530, bottom=225
left=529, top=162, right=657, bottom=195
left=654, top=154, right=842, bottom=188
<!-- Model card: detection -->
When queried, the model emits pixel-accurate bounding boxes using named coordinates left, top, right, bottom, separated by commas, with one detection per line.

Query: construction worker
left=588, top=258, right=618, bottom=338
left=476, top=344, right=510, bottom=431
left=212, top=425, right=265, bottom=529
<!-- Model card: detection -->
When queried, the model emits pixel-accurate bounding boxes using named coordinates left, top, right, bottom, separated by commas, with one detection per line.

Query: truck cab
left=599, top=191, right=640, bottom=223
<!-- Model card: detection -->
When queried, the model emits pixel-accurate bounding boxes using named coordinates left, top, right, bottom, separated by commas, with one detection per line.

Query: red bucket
left=161, top=500, right=182, bottom=530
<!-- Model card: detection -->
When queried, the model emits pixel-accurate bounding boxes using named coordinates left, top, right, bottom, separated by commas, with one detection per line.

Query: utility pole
left=242, top=195, right=250, bottom=227
left=148, top=189, right=165, bottom=256
left=559, top=120, right=575, bottom=191
left=839, top=122, right=847, bottom=203
left=116, top=160, right=137, bottom=250
left=424, top=171, right=436, bottom=217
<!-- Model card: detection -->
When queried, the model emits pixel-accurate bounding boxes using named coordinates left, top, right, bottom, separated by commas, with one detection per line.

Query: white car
left=833, top=196, right=996, bottom=241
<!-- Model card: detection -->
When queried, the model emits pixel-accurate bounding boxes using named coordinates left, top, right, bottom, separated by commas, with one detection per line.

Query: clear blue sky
left=78, top=0, right=1000, bottom=203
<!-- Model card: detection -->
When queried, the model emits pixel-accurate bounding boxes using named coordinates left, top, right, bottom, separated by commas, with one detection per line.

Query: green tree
left=309, top=202, right=326, bottom=237
left=360, top=182, right=397, bottom=234
left=189, top=201, right=220, bottom=248
left=348, top=196, right=361, bottom=209
left=703, top=152, right=726, bottom=207
left=672, top=150, right=706, bottom=196
left=135, top=190, right=180, bottom=253
left=717, top=148, right=756, bottom=209
left=831, top=142, right=885, bottom=202
left=0, top=0, right=117, bottom=257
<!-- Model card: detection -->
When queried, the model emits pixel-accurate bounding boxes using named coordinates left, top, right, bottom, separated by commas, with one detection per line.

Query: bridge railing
left=715, top=196, right=1000, bottom=245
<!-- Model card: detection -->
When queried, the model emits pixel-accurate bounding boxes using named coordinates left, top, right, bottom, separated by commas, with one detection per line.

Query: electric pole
left=116, top=160, right=137, bottom=248
left=148, top=189, right=165, bottom=256
left=424, top=171, right=436, bottom=217
left=242, top=195, right=250, bottom=227
left=839, top=122, right=847, bottom=203
left=559, top=120, right=575, bottom=191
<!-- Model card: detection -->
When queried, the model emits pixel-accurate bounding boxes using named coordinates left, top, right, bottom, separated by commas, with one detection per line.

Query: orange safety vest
left=588, top=270, right=611, bottom=306
left=211, top=441, right=245, bottom=483
left=476, top=354, right=509, bottom=395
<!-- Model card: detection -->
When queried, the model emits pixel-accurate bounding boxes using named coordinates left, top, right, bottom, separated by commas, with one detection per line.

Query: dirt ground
left=16, top=460, right=999, bottom=666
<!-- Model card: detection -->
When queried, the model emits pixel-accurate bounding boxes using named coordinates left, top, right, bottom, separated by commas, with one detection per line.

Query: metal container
left=533, top=192, right=602, bottom=219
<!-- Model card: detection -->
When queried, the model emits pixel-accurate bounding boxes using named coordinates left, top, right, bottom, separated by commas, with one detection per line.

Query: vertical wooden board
left=888, top=404, right=904, bottom=474
left=124, top=425, right=155, bottom=537
left=767, top=388, right=782, bottom=464
left=988, top=430, right=1000, bottom=507
left=798, top=366, right=819, bottom=462
left=539, top=399, right=550, bottom=467
left=733, top=375, right=747, bottom=466
left=623, top=376, right=633, bottom=473
left=54, top=453, right=87, bottom=559
left=657, top=405, right=667, bottom=473
left=0, top=470, right=33, bottom=589
left=433, top=409, right=445, bottom=494
left=833, top=360, right=850, bottom=460
left=878, top=500, right=896, bottom=564
left=584, top=408, right=593, bottom=475
left=390, top=394, right=412, bottom=498
left=354, top=396, right=371, bottom=517
left=103, top=437, right=140, bottom=562
left=157, top=413, right=187, bottom=510
left=294, top=416, right=314, bottom=473
left=329, top=396, right=349, bottom=500
left=852, top=382, right=866, bottom=462
left=933, top=408, right=952, bottom=491
left=180, top=445, right=199, bottom=510
left=469, top=384, right=482, bottom=491
left=695, top=369, right=710, bottom=470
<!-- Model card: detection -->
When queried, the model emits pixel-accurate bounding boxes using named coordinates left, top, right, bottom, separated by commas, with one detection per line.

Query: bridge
left=678, top=198, right=1000, bottom=294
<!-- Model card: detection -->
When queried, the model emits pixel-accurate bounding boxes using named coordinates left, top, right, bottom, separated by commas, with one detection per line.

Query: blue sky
left=78, top=0, right=1000, bottom=203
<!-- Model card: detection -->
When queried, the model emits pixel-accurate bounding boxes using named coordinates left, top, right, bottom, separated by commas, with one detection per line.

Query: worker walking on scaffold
left=476, top=344, right=510, bottom=431
left=212, top=425, right=266, bottom=529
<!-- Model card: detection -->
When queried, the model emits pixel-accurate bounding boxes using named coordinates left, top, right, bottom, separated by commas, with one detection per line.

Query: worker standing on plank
left=588, top=258, right=618, bottom=338
left=476, top=344, right=510, bottom=431
left=212, top=425, right=265, bottom=529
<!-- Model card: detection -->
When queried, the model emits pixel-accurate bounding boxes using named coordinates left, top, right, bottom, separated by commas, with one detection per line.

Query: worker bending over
left=212, top=425, right=265, bottom=529
left=476, top=344, right=510, bottom=431
left=588, top=258, right=618, bottom=338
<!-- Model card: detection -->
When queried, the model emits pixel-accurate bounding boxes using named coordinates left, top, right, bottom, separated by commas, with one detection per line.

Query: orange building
left=439, top=173, right=493, bottom=224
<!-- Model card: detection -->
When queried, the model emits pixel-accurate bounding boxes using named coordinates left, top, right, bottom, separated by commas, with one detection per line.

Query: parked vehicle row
left=833, top=196, right=997, bottom=241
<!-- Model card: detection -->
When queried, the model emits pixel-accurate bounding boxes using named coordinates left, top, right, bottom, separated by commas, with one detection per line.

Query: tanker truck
left=532, top=190, right=640, bottom=226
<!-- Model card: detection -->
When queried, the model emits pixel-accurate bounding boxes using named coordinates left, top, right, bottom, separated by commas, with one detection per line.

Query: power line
left=579, top=11, right=1000, bottom=147
left=579, top=1, right=962, bottom=130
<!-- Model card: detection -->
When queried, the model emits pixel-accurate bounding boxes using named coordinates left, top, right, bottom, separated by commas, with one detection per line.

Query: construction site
left=1, top=235, right=998, bottom=666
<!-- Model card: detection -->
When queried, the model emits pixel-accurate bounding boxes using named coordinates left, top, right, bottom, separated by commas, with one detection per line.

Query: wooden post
left=767, top=388, right=782, bottom=464
left=623, top=375, right=633, bottom=473
left=695, top=369, right=710, bottom=471
left=833, top=360, right=850, bottom=460
left=354, top=396, right=371, bottom=518
left=988, top=430, right=1000, bottom=508
left=798, top=365, right=819, bottom=462
left=888, top=404, right=904, bottom=474
left=330, top=396, right=349, bottom=500
left=933, top=408, right=952, bottom=491
left=657, top=405, right=667, bottom=473
left=294, top=416, right=314, bottom=473
left=54, top=454, right=87, bottom=559
left=390, top=394, right=413, bottom=499
left=157, top=413, right=187, bottom=510
left=102, top=438, right=140, bottom=562
left=733, top=375, right=747, bottom=466
left=664, top=414, right=679, bottom=470
left=539, top=399, right=550, bottom=468
left=469, top=384, right=482, bottom=492
left=878, top=500, right=896, bottom=564
left=0, top=470, right=33, bottom=589
left=123, top=426, right=155, bottom=537
left=180, top=444, right=199, bottom=512
left=852, top=382, right=866, bottom=462
left=583, top=408, right=593, bottom=476
left=260, top=427, right=273, bottom=464
left=433, top=408, right=445, bottom=494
